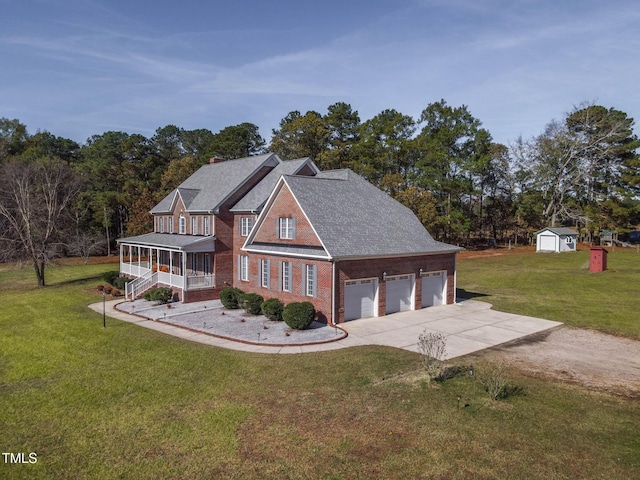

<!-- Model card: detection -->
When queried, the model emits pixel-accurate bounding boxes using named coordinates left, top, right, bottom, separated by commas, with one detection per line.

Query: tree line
left=1, top=100, right=638, bottom=285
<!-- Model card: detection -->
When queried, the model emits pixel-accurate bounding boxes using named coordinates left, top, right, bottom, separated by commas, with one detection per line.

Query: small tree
left=417, top=330, right=447, bottom=382
left=477, top=360, right=522, bottom=401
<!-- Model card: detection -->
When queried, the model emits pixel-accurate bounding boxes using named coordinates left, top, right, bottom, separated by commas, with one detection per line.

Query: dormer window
left=179, top=214, right=186, bottom=234
left=159, top=217, right=165, bottom=233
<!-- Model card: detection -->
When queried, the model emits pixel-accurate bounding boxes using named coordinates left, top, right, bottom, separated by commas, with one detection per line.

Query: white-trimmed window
left=279, top=217, right=295, bottom=240
left=260, top=259, right=270, bottom=288
left=241, top=217, right=254, bottom=237
left=305, top=264, right=317, bottom=297
left=191, top=216, right=198, bottom=235
left=159, top=217, right=165, bottom=233
left=239, top=255, right=249, bottom=281
left=179, top=214, right=186, bottom=234
left=281, top=261, right=292, bottom=292
left=204, top=217, right=210, bottom=236
left=169, top=217, right=174, bottom=234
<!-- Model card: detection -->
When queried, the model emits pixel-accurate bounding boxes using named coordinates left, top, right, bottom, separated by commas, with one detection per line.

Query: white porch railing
left=121, top=262, right=151, bottom=278
left=157, top=271, right=184, bottom=289
left=187, top=274, right=215, bottom=290
left=126, top=271, right=157, bottom=300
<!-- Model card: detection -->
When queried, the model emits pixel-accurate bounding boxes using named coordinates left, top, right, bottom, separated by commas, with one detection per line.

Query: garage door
left=421, top=271, right=445, bottom=308
left=538, top=235, right=556, bottom=251
left=344, top=279, right=377, bottom=321
left=385, top=275, right=413, bottom=314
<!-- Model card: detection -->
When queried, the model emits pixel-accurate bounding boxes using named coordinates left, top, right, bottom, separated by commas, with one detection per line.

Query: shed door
left=421, top=271, right=445, bottom=307
left=539, top=235, right=556, bottom=251
left=344, top=279, right=377, bottom=321
left=385, top=275, right=413, bottom=314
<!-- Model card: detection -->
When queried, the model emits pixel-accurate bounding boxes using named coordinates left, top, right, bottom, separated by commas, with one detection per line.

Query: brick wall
left=251, top=183, right=323, bottom=247
left=335, top=253, right=457, bottom=323
left=235, top=254, right=334, bottom=324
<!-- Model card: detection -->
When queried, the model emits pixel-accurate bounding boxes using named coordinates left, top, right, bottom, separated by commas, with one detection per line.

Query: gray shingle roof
left=535, top=227, right=578, bottom=236
left=274, top=170, right=462, bottom=258
left=116, top=233, right=215, bottom=250
left=150, top=153, right=279, bottom=214
left=230, top=158, right=318, bottom=213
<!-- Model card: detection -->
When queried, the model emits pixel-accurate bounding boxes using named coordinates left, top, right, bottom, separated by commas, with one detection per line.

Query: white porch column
left=182, top=251, right=187, bottom=291
left=169, top=251, right=173, bottom=286
left=119, top=243, right=123, bottom=270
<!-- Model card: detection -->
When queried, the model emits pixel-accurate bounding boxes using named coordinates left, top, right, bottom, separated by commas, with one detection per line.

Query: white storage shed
left=535, top=227, right=578, bottom=252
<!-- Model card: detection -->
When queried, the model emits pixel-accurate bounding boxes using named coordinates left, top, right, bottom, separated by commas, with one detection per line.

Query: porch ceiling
left=117, top=233, right=215, bottom=252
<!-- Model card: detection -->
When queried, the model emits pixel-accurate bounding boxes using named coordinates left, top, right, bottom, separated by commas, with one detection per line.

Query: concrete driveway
left=92, top=298, right=561, bottom=358
left=339, top=299, right=563, bottom=359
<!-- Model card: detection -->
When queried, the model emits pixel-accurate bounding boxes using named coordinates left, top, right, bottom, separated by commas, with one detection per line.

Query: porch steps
left=126, top=271, right=158, bottom=300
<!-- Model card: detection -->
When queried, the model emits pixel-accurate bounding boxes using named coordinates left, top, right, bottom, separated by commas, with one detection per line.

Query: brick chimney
left=209, top=157, right=226, bottom=164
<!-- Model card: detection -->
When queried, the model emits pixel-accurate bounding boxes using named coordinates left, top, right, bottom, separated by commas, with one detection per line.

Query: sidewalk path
left=88, top=298, right=562, bottom=358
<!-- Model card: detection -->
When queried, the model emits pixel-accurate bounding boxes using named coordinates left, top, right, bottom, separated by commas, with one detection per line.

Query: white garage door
left=421, top=271, right=445, bottom=308
left=344, top=279, right=377, bottom=321
left=385, top=275, right=413, bottom=314
left=538, top=235, right=556, bottom=251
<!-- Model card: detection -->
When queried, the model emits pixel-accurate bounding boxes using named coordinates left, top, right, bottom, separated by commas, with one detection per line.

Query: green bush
left=144, top=287, right=173, bottom=304
left=282, top=302, right=316, bottom=330
left=261, top=298, right=284, bottom=321
left=240, top=293, right=264, bottom=315
left=102, top=270, right=120, bottom=285
left=220, top=287, right=244, bottom=309
left=112, top=276, right=130, bottom=290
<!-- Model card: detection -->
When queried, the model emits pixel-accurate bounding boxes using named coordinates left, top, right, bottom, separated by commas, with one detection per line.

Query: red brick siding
left=251, top=184, right=323, bottom=247
left=235, top=254, right=333, bottom=324
left=335, top=254, right=457, bottom=324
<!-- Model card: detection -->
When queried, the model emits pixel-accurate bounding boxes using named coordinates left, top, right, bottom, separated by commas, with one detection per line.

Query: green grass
left=1, top=260, right=639, bottom=479
left=457, top=248, right=640, bottom=339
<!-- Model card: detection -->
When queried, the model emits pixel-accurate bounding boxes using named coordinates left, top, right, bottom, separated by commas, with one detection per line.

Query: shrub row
left=101, top=270, right=130, bottom=290
left=219, top=288, right=316, bottom=330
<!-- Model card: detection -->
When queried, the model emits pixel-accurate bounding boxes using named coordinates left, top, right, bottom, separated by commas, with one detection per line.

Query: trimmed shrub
left=220, top=287, right=244, bottom=309
left=240, top=293, right=264, bottom=315
left=112, top=276, right=130, bottom=290
left=283, top=302, right=316, bottom=330
left=261, top=298, right=284, bottom=321
left=144, top=287, right=173, bottom=304
left=102, top=270, right=120, bottom=285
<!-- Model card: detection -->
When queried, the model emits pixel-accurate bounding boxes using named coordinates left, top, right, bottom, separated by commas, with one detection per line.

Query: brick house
left=117, top=155, right=461, bottom=324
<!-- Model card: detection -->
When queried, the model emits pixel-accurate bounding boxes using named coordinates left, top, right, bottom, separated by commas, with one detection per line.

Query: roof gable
left=536, top=227, right=578, bottom=236
left=246, top=169, right=461, bottom=259
left=151, top=153, right=280, bottom=214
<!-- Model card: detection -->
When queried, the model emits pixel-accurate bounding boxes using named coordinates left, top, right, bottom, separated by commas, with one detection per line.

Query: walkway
left=88, top=299, right=562, bottom=358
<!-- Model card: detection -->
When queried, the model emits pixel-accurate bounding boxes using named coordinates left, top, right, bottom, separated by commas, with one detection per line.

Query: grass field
left=0, top=258, right=639, bottom=479
left=457, top=247, right=640, bottom=339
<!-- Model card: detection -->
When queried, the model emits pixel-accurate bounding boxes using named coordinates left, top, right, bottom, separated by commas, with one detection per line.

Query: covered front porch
left=117, top=233, right=216, bottom=300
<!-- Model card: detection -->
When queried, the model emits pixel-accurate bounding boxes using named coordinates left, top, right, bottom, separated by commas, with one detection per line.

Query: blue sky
left=2, top=0, right=639, bottom=146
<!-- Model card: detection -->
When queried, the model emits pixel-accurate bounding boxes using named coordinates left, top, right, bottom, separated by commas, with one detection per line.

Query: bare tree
left=0, top=158, right=81, bottom=285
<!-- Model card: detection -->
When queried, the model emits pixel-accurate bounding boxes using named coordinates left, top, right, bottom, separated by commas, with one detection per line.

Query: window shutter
left=312, top=265, right=317, bottom=297
left=238, top=217, right=242, bottom=236
left=292, top=217, right=297, bottom=239
left=237, top=255, right=241, bottom=280
left=266, top=259, right=271, bottom=288
left=302, top=264, right=306, bottom=295
left=277, top=261, right=282, bottom=292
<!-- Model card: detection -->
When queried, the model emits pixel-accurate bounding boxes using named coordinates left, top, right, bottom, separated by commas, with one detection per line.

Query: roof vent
left=209, top=157, right=226, bottom=164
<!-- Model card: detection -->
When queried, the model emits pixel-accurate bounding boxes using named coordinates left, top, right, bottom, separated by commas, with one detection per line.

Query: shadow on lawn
left=456, top=288, right=489, bottom=300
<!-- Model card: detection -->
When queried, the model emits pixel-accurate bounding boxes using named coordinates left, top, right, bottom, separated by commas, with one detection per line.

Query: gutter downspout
left=331, top=260, right=336, bottom=326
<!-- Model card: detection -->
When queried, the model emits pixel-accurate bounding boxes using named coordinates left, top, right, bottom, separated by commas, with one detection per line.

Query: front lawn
left=457, top=247, right=640, bottom=339
left=0, top=260, right=638, bottom=479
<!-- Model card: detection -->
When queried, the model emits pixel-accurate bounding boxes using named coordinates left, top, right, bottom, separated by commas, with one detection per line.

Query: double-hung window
left=159, top=217, right=165, bottom=233
left=279, top=217, right=295, bottom=240
left=281, top=261, right=292, bottom=292
left=241, top=217, right=254, bottom=237
left=204, top=217, right=210, bottom=236
left=305, top=264, right=317, bottom=297
left=169, top=217, right=174, bottom=233
left=191, top=217, right=198, bottom=235
left=260, top=259, right=270, bottom=288
left=179, top=214, right=186, bottom=234
left=239, top=255, right=249, bottom=281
